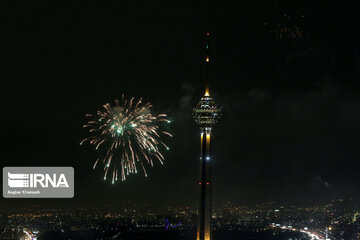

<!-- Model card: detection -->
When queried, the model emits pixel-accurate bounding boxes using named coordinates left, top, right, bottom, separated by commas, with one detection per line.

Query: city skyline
left=1, top=198, right=358, bottom=239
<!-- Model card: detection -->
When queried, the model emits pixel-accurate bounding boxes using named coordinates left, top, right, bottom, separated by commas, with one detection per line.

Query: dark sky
left=1, top=1, right=360, bottom=208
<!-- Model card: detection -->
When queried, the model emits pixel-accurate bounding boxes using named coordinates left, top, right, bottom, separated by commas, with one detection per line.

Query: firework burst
left=81, top=95, right=172, bottom=183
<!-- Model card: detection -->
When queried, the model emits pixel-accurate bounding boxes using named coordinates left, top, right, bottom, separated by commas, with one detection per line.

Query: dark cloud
left=178, top=83, right=195, bottom=112
left=211, top=80, right=360, bottom=205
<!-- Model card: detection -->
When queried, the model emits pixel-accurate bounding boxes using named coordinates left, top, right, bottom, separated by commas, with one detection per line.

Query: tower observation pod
left=193, top=88, right=221, bottom=240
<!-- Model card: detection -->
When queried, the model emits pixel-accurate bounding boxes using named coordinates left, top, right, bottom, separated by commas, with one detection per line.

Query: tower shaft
left=197, top=131, right=212, bottom=240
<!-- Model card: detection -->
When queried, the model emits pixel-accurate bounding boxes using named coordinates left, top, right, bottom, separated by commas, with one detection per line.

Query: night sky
left=1, top=1, right=360, bottom=208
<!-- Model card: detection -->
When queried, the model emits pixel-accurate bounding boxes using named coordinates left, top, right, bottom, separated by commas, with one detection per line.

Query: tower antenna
left=205, top=32, right=210, bottom=96
left=204, top=0, right=211, bottom=96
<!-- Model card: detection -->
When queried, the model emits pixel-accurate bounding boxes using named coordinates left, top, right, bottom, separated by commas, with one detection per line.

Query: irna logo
left=3, top=167, right=74, bottom=198
left=8, top=172, right=69, bottom=188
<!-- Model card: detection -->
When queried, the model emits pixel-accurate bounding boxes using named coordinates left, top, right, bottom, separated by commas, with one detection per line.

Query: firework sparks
left=81, top=95, right=172, bottom=183
left=264, top=7, right=305, bottom=40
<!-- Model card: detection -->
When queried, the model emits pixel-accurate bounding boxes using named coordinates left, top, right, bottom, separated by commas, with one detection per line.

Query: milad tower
left=193, top=32, right=221, bottom=240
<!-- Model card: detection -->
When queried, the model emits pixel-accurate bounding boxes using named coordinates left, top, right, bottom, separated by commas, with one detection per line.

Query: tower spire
left=205, top=32, right=210, bottom=96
